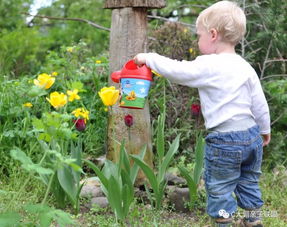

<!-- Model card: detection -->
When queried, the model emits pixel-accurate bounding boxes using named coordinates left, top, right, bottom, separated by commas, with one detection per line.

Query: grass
left=1, top=165, right=287, bottom=226
left=74, top=165, right=287, bottom=226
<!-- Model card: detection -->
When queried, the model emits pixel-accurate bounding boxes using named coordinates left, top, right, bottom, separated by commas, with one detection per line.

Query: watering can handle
left=111, top=71, right=121, bottom=83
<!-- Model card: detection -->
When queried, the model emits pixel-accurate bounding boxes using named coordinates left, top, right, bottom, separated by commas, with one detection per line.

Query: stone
left=167, top=186, right=190, bottom=213
left=80, top=177, right=103, bottom=198
left=134, top=187, right=150, bottom=204
left=95, top=155, right=106, bottom=168
left=90, top=197, right=109, bottom=208
left=80, top=185, right=104, bottom=198
left=165, top=173, right=186, bottom=186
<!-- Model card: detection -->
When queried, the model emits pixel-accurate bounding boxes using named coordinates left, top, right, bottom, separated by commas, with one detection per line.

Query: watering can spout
left=111, top=71, right=121, bottom=83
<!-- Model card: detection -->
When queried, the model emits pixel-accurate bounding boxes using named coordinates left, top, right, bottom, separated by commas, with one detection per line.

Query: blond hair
left=196, top=1, right=246, bottom=45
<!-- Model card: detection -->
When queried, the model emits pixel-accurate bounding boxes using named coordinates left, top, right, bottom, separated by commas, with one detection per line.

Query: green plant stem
left=128, top=127, right=131, bottom=154
left=41, top=172, right=55, bottom=205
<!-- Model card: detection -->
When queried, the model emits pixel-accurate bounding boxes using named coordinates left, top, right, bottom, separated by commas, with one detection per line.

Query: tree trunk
left=107, top=7, right=153, bottom=185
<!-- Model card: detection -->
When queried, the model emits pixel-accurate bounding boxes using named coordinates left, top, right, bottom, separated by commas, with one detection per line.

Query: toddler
left=134, top=1, right=270, bottom=227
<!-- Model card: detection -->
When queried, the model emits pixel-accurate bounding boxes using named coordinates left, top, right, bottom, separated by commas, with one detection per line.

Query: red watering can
left=111, top=60, right=153, bottom=109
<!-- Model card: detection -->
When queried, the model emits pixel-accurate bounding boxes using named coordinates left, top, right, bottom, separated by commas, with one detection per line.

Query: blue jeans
left=204, top=125, right=264, bottom=219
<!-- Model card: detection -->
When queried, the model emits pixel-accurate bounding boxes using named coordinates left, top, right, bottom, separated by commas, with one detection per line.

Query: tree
left=105, top=0, right=166, bottom=185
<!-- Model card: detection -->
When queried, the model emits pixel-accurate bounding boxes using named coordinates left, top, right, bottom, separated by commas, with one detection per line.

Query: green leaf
left=120, top=141, right=130, bottom=177
left=68, top=81, right=84, bottom=91
left=71, top=140, right=82, bottom=168
left=68, top=162, right=83, bottom=173
left=49, top=209, right=75, bottom=227
left=38, top=132, right=51, bottom=142
left=122, top=184, right=132, bottom=217
left=121, top=170, right=134, bottom=205
left=102, top=160, right=120, bottom=183
left=25, top=204, right=74, bottom=227
left=3, top=130, right=15, bottom=138
left=130, top=155, right=159, bottom=195
left=108, top=176, right=124, bottom=220
left=10, top=148, right=53, bottom=175
left=10, top=149, right=33, bottom=165
left=83, top=160, right=108, bottom=190
left=0, top=190, right=8, bottom=194
left=0, top=212, right=21, bottom=227
left=130, top=145, right=146, bottom=184
left=156, top=180, right=167, bottom=209
left=51, top=176, right=67, bottom=208
left=27, top=164, right=54, bottom=175
left=57, top=165, right=77, bottom=204
left=178, top=165, right=198, bottom=204
left=193, top=132, right=205, bottom=185
left=158, top=134, right=180, bottom=183
left=27, top=85, right=47, bottom=98
left=156, top=114, right=165, bottom=163
left=32, top=117, right=45, bottom=130
left=39, top=212, right=53, bottom=227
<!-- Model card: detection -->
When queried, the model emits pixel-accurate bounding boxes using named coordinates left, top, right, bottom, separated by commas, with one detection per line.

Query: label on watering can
left=119, top=78, right=151, bottom=109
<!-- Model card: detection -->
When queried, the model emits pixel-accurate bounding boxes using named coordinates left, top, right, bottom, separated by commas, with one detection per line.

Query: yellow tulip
left=67, top=89, right=81, bottom=102
left=72, top=108, right=89, bottom=123
left=72, top=108, right=82, bottom=118
left=23, top=102, right=33, bottom=108
left=98, top=86, right=119, bottom=106
left=46, top=91, right=67, bottom=109
left=34, top=73, right=55, bottom=89
left=51, top=71, right=58, bottom=77
left=66, top=47, right=74, bottom=53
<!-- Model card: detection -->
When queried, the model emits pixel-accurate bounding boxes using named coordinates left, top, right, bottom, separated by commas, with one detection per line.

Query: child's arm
left=134, top=53, right=208, bottom=87
left=134, top=53, right=148, bottom=66
left=262, top=134, right=271, bottom=146
left=249, top=72, right=271, bottom=145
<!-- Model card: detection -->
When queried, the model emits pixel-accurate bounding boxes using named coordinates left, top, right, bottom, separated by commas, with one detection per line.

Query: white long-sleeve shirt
left=145, top=53, right=270, bottom=134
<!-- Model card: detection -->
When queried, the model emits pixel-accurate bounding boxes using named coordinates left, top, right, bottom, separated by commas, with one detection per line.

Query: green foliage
left=84, top=143, right=146, bottom=221
left=149, top=22, right=196, bottom=61
left=0, top=27, right=49, bottom=77
left=131, top=103, right=181, bottom=209
left=10, top=149, right=53, bottom=175
left=0, top=41, right=109, bottom=178
left=178, top=131, right=205, bottom=208
left=35, top=0, right=111, bottom=55
left=0, top=0, right=286, bottom=225
left=0, top=204, right=75, bottom=227
left=25, top=204, right=75, bottom=227
left=0, top=0, right=31, bottom=31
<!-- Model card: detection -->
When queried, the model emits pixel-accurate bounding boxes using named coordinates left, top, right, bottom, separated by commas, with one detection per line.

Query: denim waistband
left=209, top=117, right=256, bottom=133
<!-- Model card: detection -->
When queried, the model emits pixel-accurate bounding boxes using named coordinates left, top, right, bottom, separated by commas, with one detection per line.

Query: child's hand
left=262, top=133, right=271, bottom=147
left=133, top=53, right=148, bottom=66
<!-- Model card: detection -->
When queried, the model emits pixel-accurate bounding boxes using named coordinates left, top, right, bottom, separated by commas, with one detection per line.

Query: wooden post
left=105, top=0, right=166, bottom=185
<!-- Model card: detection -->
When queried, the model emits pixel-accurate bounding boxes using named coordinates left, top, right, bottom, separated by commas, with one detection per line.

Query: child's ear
left=210, top=28, right=218, bottom=41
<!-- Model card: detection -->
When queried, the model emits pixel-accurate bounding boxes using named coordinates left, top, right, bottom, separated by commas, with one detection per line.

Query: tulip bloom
left=124, top=114, right=133, bottom=127
left=34, top=73, right=55, bottom=89
left=51, top=72, right=58, bottom=77
left=98, top=86, right=119, bottom=106
left=46, top=91, right=68, bottom=109
left=73, top=119, right=86, bottom=132
left=72, top=108, right=89, bottom=122
left=66, top=47, right=74, bottom=53
left=67, top=89, right=81, bottom=102
left=23, top=102, right=33, bottom=108
left=191, top=104, right=201, bottom=117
